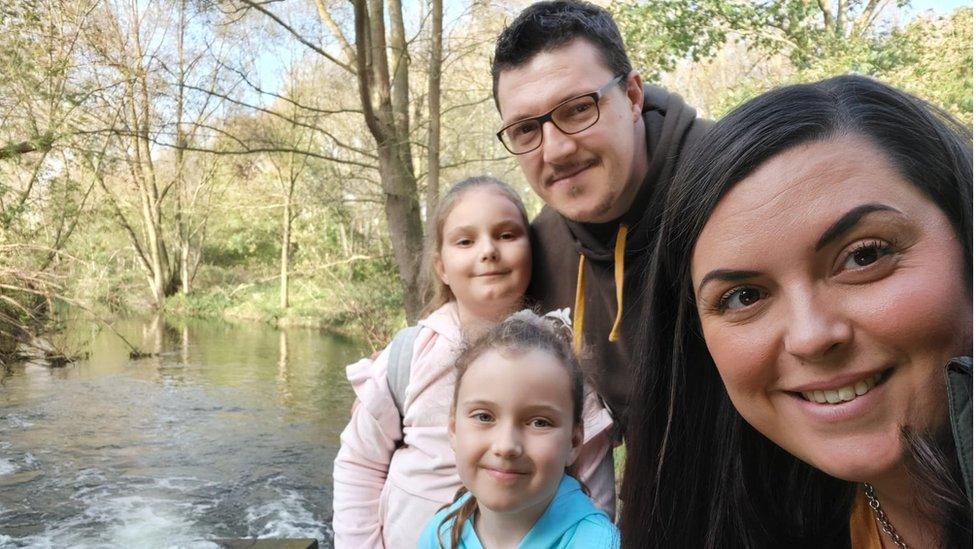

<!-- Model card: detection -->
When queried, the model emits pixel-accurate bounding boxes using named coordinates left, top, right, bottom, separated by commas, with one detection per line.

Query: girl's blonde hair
left=437, top=310, right=585, bottom=548
left=419, top=176, right=530, bottom=318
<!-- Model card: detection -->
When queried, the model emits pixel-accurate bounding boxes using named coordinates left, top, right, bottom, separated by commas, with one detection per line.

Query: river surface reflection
left=0, top=316, right=363, bottom=548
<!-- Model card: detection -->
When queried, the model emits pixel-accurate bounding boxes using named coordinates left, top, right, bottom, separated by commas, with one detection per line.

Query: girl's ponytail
left=436, top=487, right=479, bottom=549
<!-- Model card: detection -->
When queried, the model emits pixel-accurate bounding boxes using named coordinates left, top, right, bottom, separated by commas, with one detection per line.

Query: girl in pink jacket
left=332, top=177, right=615, bottom=548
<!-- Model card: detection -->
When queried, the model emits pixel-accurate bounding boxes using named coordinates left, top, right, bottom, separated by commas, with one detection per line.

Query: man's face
left=496, top=39, right=645, bottom=223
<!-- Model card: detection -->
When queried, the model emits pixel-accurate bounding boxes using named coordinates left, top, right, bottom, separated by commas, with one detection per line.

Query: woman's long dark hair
left=620, top=74, right=973, bottom=547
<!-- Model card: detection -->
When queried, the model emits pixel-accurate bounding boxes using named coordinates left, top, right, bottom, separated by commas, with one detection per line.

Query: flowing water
left=0, top=316, right=364, bottom=548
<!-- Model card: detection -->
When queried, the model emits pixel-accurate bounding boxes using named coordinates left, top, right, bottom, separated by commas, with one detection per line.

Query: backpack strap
left=386, top=325, right=422, bottom=422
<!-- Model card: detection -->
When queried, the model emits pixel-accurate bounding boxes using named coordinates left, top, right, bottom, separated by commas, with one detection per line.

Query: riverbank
left=165, top=277, right=403, bottom=347
left=1, top=257, right=403, bottom=367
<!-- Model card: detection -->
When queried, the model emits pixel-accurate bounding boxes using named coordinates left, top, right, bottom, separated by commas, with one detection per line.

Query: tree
left=235, top=0, right=439, bottom=321
left=78, top=0, right=236, bottom=307
left=426, top=0, right=443, bottom=217
left=254, top=81, right=317, bottom=311
left=611, top=1, right=972, bottom=122
left=612, top=0, right=909, bottom=77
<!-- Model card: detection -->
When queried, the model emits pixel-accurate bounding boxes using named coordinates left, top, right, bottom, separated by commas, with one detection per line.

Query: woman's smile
left=791, top=369, right=886, bottom=404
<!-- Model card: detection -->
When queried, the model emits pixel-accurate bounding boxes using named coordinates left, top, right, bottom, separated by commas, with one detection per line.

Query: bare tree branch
left=235, top=0, right=355, bottom=74
left=313, top=0, right=356, bottom=64
left=177, top=82, right=377, bottom=158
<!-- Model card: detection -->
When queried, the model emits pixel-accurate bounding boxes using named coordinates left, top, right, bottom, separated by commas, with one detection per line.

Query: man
left=493, top=0, right=711, bottom=436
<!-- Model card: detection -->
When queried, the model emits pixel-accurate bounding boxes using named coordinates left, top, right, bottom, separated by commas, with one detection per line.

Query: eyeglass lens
left=502, top=94, right=599, bottom=153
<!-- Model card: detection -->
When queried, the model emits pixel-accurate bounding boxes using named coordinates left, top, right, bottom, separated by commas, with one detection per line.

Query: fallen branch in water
left=1, top=250, right=155, bottom=361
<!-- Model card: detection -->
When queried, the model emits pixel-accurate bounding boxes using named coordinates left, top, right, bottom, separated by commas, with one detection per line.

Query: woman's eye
left=718, top=286, right=765, bottom=311
left=530, top=418, right=553, bottom=428
left=841, top=240, right=893, bottom=271
left=473, top=412, right=493, bottom=423
left=498, top=232, right=514, bottom=240
left=455, top=238, right=473, bottom=247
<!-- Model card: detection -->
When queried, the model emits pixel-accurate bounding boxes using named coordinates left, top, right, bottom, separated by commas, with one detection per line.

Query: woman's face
left=691, top=134, right=972, bottom=483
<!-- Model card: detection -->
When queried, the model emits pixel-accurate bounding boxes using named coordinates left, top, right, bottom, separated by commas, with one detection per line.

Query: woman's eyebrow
left=814, top=203, right=901, bottom=251
left=697, top=269, right=761, bottom=295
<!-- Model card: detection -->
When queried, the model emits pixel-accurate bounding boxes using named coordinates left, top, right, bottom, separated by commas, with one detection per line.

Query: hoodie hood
left=520, top=475, right=609, bottom=545
left=417, top=301, right=462, bottom=345
left=424, top=475, right=611, bottom=548
left=565, top=83, right=700, bottom=263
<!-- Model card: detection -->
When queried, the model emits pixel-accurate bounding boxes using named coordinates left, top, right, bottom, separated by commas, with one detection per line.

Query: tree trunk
left=176, top=0, right=191, bottom=295
left=388, top=0, right=411, bottom=141
left=339, top=221, right=350, bottom=256
left=280, top=190, right=292, bottom=310
left=378, top=144, right=424, bottom=319
left=353, top=0, right=426, bottom=322
left=128, top=0, right=172, bottom=309
left=425, top=0, right=443, bottom=220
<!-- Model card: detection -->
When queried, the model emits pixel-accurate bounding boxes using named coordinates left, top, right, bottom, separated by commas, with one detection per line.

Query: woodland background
left=1, top=0, right=971, bottom=356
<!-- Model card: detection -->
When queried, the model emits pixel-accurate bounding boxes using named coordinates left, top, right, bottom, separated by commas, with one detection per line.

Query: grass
left=165, top=268, right=405, bottom=344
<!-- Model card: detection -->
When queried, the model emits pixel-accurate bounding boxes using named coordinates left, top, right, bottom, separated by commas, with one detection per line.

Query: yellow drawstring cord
left=573, top=254, right=586, bottom=354
left=609, top=224, right=627, bottom=342
left=572, top=224, right=628, bottom=354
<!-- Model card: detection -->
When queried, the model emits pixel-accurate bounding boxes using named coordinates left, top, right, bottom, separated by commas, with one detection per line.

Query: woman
left=621, top=75, right=972, bottom=548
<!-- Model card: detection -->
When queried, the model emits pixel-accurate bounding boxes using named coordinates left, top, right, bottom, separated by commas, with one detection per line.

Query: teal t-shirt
left=416, top=475, right=618, bottom=548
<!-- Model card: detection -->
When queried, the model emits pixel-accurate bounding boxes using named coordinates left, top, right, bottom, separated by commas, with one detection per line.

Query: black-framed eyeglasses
left=496, top=74, right=625, bottom=155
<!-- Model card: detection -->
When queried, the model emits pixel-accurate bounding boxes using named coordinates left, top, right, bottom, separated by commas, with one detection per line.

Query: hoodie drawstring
left=573, top=254, right=586, bottom=354
left=609, top=224, right=627, bottom=341
left=573, top=224, right=628, bottom=354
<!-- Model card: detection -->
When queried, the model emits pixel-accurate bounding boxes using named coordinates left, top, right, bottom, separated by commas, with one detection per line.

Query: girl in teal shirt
left=417, top=311, right=619, bottom=549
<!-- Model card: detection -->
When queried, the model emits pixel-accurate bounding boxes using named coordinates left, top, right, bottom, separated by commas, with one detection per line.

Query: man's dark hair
left=491, top=0, right=632, bottom=109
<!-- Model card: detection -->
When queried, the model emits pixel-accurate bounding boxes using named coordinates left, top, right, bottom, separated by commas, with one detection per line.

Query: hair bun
left=505, top=308, right=574, bottom=347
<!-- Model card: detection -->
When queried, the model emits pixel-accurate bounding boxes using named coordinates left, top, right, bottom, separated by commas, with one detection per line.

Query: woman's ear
left=566, top=423, right=584, bottom=467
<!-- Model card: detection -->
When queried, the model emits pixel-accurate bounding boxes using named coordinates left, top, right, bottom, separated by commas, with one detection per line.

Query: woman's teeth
left=801, top=372, right=884, bottom=405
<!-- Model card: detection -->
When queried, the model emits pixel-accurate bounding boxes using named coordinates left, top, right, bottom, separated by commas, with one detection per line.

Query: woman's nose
left=783, top=291, right=853, bottom=362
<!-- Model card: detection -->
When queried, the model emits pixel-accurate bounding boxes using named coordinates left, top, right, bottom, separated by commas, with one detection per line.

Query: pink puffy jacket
left=331, top=302, right=615, bottom=548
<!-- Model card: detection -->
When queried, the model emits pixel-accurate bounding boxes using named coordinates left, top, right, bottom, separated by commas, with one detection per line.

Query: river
left=0, top=316, right=364, bottom=548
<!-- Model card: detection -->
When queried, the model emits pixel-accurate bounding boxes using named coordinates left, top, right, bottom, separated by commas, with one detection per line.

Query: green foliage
left=890, top=8, right=973, bottom=126
left=166, top=256, right=404, bottom=345
left=7, top=0, right=967, bottom=353
left=166, top=290, right=235, bottom=318
left=612, top=1, right=972, bottom=123
left=608, top=1, right=731, bottom=80
left=204, top=213, right=280, bottom=267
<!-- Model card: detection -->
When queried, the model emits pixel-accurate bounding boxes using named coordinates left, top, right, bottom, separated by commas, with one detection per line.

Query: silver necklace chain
left=863, top=482, right=909, bottom=549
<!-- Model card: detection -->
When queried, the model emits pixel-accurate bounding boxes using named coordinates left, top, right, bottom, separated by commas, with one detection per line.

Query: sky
left=908, top=0, right=971, bottom=15
left=250, top=0, right=972, bottom=101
